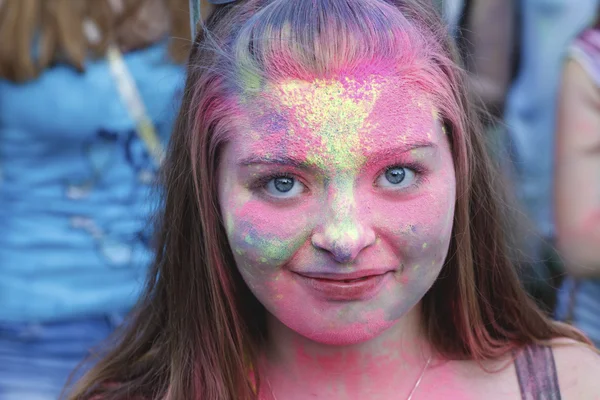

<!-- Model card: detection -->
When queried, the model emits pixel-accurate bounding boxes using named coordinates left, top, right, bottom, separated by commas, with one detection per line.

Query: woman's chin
left=284, top=318, right=396, bottom=346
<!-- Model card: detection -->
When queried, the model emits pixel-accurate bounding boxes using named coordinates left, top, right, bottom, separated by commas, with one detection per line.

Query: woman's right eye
left=264, top=176, right=305, bottom=199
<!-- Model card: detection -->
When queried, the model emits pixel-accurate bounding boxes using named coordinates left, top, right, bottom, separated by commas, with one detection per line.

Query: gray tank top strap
left=514, top=344, right=561, bottom=400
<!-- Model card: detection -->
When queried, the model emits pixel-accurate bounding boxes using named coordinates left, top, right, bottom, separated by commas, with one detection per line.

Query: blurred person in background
left=0, top=0, right=188, bottom=398
left=440, top=0, right=515, bottom=119
left=504, top=0, right=599, bottom=311
left=554, top=13, right=600, bottom=347
left=439, top=0, right=574, bottom=312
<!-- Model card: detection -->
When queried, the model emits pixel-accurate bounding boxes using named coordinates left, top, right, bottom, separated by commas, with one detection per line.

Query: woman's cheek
left=376, top=193, right=454, bottom=322
left=372, top=184, right=454, bottom=263
left=227, top=196, right=315, bottom=274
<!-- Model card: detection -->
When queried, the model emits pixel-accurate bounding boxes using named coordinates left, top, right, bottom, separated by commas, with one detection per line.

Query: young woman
left=70, top=0, right=600, bottom=399
left=0, top=0, right=187, bottom=398
left=554, top=13, right=600, bottom=348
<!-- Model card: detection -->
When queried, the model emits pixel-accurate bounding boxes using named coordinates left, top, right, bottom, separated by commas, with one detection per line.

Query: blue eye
left=376, top=167, right=416, bottom=189
left=385, top=168, right=405, bottom=184
left=265, top=176, right=304, bottom=198
left=273, top=177, right=294, bottom=192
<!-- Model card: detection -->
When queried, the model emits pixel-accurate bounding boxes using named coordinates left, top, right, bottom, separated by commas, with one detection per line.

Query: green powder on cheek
left=225, top=212, right=236, bottom=237
left=242, top=229, right=308, bottom=266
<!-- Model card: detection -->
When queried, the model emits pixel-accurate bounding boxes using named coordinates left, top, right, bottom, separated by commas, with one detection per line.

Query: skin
left=217, top=73, right=600, bottom=399
left=219, top=75, right=455, bottom=345
left=555, top=59, right=600, bottom=278
left=219, top=74, right=456, bottom=398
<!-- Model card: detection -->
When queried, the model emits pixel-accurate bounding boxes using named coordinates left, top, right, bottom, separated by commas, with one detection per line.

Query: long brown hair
left=0, top=0, right=190, bottom=82
left=68, top=1, right=590, bottom=399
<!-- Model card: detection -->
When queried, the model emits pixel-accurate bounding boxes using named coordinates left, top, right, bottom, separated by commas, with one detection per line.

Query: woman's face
left=218, top=75, right=456, bottom=345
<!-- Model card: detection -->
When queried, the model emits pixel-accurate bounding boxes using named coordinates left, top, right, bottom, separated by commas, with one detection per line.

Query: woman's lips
left=293, top=271, right=392, bottom=301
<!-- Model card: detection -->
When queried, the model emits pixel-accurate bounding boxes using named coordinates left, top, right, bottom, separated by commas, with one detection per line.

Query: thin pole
left=189, top=0, right=201, bottom=39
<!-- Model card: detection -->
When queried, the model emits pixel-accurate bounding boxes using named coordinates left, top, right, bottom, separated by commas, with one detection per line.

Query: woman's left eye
left=376, top=166, right=417, bottom=189
left=263, top=176, right=305, bottom=198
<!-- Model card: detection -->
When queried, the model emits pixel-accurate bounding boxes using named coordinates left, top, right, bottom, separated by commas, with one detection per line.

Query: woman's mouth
left=293, top=271, right=392, bottom=301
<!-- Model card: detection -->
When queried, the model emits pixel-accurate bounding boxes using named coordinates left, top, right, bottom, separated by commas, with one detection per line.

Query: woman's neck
left=260, top=304, right=434, bottom=400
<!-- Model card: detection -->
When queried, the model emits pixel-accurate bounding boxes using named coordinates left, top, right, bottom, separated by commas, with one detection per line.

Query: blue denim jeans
left=0, top=314, right=125, bottom=400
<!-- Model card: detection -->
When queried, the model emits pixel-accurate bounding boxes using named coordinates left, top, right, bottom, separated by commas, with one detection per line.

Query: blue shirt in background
left=0, top=41, right=184, bottom=322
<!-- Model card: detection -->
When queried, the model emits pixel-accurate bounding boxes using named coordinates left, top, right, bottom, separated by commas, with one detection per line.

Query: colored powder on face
left=220, top=71, right=457, bottom=349
left=273, top=77, right=384, bottom=172
left=225, top=212, right=236, bottom=237
left=321, top=176, right=362, bottom=252
left=223, top=188, right=252, bottom=237
left=240, top=224, right=303, bottom=265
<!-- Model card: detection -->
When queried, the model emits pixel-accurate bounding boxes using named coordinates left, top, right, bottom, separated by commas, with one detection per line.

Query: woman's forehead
left=233, top=75, right=446, bottom=169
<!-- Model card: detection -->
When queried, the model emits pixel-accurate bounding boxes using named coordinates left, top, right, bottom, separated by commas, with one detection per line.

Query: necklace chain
left=266, top=355, right=432, bottom=400
left=406, top=355, right=432, bottom=400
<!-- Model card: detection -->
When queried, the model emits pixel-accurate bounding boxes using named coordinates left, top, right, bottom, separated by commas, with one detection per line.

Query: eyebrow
left=365, top=141, right=437, bottom=162
left=238, top=155, right=313, bottom=169
left=238, top=141, right=436, bottom=169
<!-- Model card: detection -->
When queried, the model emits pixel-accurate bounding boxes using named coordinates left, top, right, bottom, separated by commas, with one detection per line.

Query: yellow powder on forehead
left=275, top=77, right=384, bottom=171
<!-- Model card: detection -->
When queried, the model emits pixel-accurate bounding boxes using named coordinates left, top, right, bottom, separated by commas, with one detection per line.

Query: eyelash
left=249, top=162, right=428, bottom=198
left=249, top=172, right=302, bottom=191
left=376, top=162, right=427, bottom=190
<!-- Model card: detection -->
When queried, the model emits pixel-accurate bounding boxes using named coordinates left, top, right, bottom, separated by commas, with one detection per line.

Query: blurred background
left=0, top=0, right=598, bottom=399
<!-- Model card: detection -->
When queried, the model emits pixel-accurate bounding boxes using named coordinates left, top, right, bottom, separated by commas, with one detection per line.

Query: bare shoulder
left=435, top=355, right=521, bottom=399
left=552, top=338, right=600, bottom=400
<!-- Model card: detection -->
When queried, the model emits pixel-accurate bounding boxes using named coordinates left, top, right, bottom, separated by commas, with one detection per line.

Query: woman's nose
left=311, top=186, right=376, bottom=263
